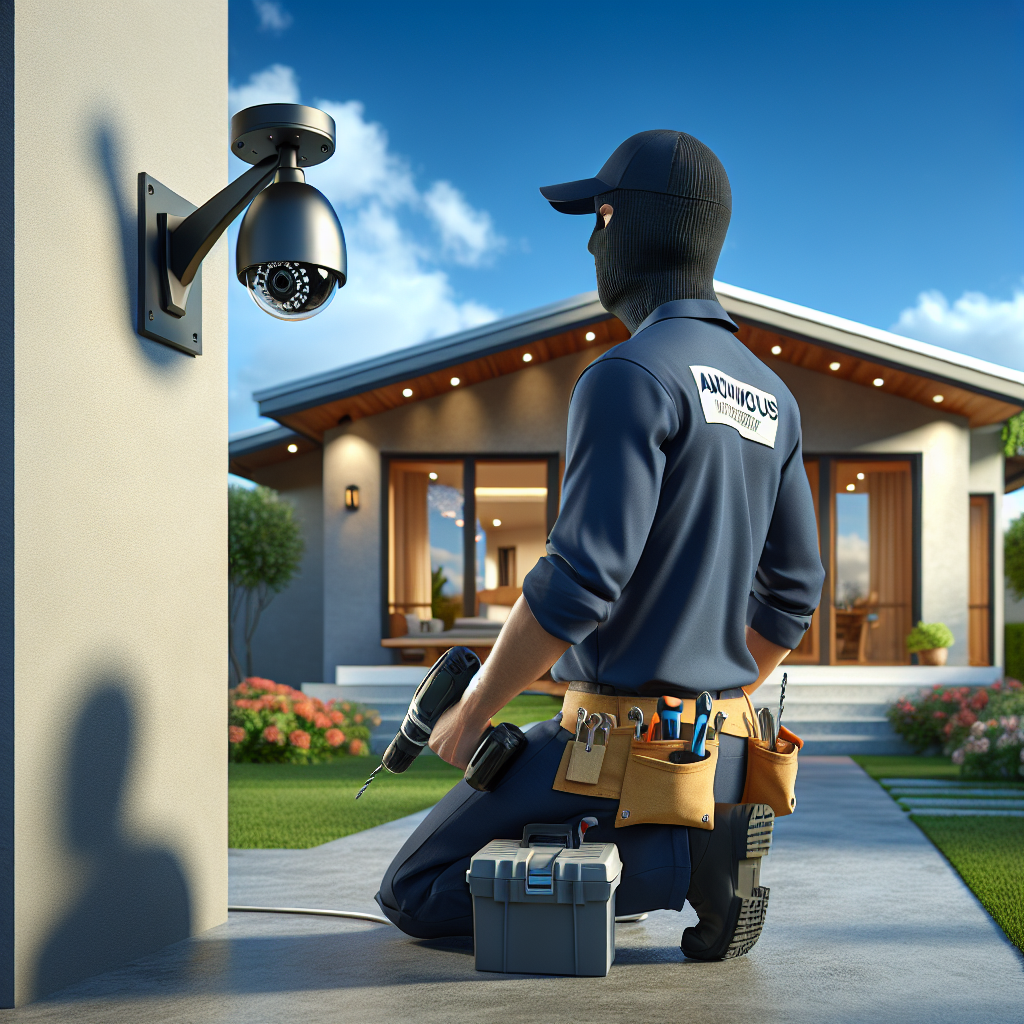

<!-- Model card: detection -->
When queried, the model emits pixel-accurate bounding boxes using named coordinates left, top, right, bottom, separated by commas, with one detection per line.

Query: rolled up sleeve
left=747, top=435, right=826, bottom=649
left=523, top=357, right=679, bottom=644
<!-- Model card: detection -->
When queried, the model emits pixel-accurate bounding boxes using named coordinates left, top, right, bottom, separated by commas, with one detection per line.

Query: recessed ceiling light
left=585, top=331, right=596, bottom=341
left=492, top=518, right=501, bottom=527
left=450, top=377, right=460, bottom=387
left=771, top=345, right=782, bottom=355
left=857, top=473, right=865, bottom=480
left=522, top=353, right=533, bottom=363
left=873, top=378, right=884, bottom=387
left=932, top=394, right=944, bottom=403
left=402, top=387, right=413, bottom=398
left=829, top=361, right=841, bottom=371
left=846, top=484, right=855, bottom=491
left=286, top=443, right=298, bottom=453
left=429, top=472, right=438, bottom=481
left=455, top=518, right=464, bottom=528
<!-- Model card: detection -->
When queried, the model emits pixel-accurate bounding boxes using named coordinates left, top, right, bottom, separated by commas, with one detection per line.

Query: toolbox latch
left=524, top=847, right=560, bottom=894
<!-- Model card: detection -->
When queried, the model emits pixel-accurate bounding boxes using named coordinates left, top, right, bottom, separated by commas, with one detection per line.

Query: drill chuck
left=381, top=646, right=481, bottom=775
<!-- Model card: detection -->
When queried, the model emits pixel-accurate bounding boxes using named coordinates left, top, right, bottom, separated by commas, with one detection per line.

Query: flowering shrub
left=229, top=677, right=380, bottom=764
left=951, top=717, right=1024, bottom=780
left=887, top=679, right=1024, bottom=754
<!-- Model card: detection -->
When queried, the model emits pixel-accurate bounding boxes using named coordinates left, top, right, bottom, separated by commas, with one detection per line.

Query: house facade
left=231, top=283, right=1023, bottom=697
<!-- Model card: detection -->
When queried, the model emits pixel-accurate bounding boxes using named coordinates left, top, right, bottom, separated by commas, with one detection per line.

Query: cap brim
left=539, top=176, right=610, bottom=215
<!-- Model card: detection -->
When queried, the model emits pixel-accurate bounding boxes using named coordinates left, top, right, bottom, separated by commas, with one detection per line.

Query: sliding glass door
left=386, top=454, right=559, bottom=633
left=786, top=456, right=918, bottom=666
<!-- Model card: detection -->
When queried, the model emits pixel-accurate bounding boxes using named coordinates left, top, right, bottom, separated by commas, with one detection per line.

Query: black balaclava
left=586, top=134, right=731, bottom=334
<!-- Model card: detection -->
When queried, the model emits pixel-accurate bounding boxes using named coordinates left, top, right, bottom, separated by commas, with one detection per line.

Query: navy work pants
left=375, top=718, right=695, bottom=938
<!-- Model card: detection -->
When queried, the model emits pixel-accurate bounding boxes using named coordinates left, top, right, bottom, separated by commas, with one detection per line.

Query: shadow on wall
left=32, top=683, right=191, bottom=1000
left=92, top=116, right=182, bottom=369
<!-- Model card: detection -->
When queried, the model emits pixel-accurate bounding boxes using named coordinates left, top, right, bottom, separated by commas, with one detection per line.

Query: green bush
left=905, top=621, right=954, bottom=652
left=229, top=677, right=378, bottom=764
left=1006, top=624, right=1024, bottom=682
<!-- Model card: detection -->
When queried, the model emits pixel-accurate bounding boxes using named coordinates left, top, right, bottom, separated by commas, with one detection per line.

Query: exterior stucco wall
left=320, top=349, right=603, bottom=673
left=771, top=359, right=974, bottom=665
left=240, top=452, right=324, bottom=686
left=4, top=1, right=228, bottom=1005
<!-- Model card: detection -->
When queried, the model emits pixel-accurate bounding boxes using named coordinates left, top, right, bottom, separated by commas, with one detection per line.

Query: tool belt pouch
left=740, top=725, right=802, bottom=816
left=615, top=739, right=719, bottom=831
left=552, top=727, right=632, bottom=800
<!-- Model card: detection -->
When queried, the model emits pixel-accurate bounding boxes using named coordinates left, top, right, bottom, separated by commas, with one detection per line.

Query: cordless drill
left=355, top=646, right=481, bottom=799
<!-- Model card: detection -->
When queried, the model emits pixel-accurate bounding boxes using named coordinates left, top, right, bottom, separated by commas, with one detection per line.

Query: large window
left=386, top=455, right=558, bottom=631
left=786, top=456, right=918, bottom=666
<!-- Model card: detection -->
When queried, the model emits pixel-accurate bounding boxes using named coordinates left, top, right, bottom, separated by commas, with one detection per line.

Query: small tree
left=229, top=485, right=304, bottom=684
left=1002, top=411, right=1024, bottom=457
left=1006, top=513, right=1024, bottom=602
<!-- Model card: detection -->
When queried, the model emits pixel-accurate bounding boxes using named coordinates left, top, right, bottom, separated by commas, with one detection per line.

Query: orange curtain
left=392, top=471, right=432, bottom=616
left=866, top=470, right=912, bottom=663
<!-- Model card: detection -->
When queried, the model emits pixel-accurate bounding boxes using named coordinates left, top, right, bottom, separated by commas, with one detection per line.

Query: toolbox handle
left=520, top=822, right=575, bottom=849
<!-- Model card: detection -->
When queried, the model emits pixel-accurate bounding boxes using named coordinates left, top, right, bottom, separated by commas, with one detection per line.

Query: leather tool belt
left=551, top=683, right=802, bottom=830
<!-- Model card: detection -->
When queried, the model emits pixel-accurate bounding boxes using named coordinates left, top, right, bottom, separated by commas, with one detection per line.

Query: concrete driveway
left=3, top=757, right=1022, bottom=1023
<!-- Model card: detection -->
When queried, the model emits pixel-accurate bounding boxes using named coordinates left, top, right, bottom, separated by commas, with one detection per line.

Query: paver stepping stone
left=881, top=777, right=1024, bottom=789
left=907, top=809, right=1024, bottom=817
left=888, top=787, right=1024, bottom=798
left=898, top=798, right=1024, bottom=809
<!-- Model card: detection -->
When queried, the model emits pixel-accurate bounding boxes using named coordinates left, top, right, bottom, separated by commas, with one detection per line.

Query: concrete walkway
left=3, top=757, right=1022, bottom=1023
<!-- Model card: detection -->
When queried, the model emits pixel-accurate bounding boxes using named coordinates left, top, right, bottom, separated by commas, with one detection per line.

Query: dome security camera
left=138, top=103, right=347, bottom=354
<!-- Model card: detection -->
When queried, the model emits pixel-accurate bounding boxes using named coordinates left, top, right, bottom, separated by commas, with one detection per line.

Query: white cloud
left=228, top=63, right=299, bottom=113
left=227, top=66, right=502, bottom=433
left=423, top=180, right=505, bottom=267
left=253, top=0, right=292, bottom=32
left=310, top=100, right=417, bottom=208
left=891, top=288, right=1024, bottom=370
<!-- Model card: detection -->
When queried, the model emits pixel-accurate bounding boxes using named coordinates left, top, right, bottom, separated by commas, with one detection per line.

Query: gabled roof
left=235, top=282, right=1024, bottom=457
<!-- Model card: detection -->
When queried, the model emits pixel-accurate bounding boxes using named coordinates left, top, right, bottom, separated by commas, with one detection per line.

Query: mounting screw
left=147, top=184, right=154, bottom=195
left=149, top=310, right=154, bottom=321
left=321, top=144, right=329, bottom=153
left=192, top=333, right=198, bottom=342
left=236, top=140, right=244, bottom=148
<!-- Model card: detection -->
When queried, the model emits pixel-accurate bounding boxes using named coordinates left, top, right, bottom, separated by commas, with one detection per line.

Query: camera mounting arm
left=162, top=149, right=288, bottom=316
left=169, top=151, right=284, bottom=288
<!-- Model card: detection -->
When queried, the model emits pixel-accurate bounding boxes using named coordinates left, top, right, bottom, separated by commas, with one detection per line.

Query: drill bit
left=355, top=763, right=384, bottom=800
left=778, top=672, right=788, bottom=739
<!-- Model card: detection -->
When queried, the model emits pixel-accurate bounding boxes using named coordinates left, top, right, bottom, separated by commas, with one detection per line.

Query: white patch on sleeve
left=689, top=365, right=779, bottom=448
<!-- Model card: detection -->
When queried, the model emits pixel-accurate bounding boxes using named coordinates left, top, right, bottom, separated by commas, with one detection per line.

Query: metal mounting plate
left=230, top=103, right=336, bottom=168
left=138, top=173, right=202, bottom=356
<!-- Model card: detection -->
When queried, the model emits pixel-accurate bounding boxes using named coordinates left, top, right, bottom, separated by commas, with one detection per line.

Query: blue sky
left=227, top=0, right=1024, bottom=444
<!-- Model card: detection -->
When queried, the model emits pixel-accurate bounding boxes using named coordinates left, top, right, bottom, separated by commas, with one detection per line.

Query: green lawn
left=228, top=693, right=561, bottom=849
left=853, top=755, right=1024, bottom=953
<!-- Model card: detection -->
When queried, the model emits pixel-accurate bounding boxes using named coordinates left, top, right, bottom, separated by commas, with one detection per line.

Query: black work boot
left=681, top=803, right=774, bottom=960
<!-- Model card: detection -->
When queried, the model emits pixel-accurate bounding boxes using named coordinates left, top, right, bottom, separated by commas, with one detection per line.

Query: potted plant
left=906, top=621, right=955, bottom=665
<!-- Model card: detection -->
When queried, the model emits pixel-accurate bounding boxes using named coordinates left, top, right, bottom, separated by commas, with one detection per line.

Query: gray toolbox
left=466, top=823, right=621, bottom=976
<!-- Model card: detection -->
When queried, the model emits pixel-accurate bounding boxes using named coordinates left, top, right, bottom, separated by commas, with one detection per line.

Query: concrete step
left=753, top=702, right=893, bottom=719
left=783, top=716, right=895, bottom=737
left=797, top=734, right=915, bottom=755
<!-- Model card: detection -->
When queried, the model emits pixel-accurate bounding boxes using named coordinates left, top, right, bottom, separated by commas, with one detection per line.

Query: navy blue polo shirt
left=522, top=298, right=825, bottom=693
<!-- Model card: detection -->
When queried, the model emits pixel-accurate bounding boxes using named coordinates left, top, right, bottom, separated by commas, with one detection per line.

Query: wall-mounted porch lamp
left=345, top=486, right=360, bottom=510
left=139, top=104, right=347, bottom=355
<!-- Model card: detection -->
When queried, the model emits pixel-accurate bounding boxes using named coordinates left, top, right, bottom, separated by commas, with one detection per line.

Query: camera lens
left=269, top=268, right=297, bottom=300
left=245, top=261, right=338, bottom=321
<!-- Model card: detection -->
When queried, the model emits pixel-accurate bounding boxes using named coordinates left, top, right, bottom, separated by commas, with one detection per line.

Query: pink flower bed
left=229, top=677, right=380, bottom=764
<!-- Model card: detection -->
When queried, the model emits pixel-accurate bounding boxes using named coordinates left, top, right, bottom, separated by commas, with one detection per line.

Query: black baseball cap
left=540, top=129, right=731, bottom=215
